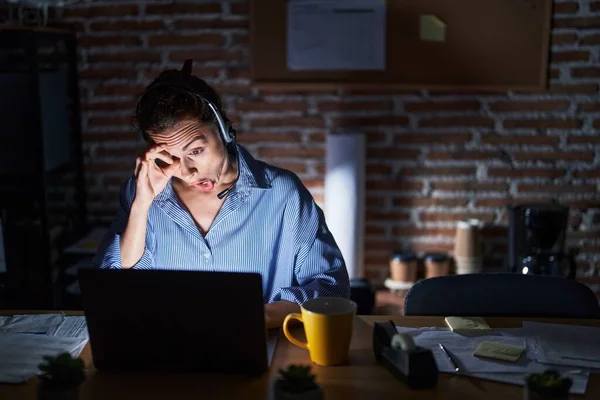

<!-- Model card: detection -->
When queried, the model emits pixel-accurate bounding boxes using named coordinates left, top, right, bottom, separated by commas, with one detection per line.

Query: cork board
left=250, top=0, right=552, bottom=91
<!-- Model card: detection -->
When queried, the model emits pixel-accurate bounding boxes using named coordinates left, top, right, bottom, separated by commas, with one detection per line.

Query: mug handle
left=283, top=313, right=308, bottom=350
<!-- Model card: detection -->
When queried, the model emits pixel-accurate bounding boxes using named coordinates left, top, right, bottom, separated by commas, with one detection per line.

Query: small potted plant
left=37, top=352, right=85, bottom=400
left=524, top=369, right=572, bottom=400
left=274, top=364, right=324, bottom=400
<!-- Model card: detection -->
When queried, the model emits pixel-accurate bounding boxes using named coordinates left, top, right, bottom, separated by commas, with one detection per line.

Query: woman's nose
left=180, top=163, right=197, bottom=178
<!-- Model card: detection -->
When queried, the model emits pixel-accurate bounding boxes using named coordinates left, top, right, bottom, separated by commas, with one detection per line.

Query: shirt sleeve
left=270, top=178, right=350, bottom=305
left=91, top=177, right=156, bottom=270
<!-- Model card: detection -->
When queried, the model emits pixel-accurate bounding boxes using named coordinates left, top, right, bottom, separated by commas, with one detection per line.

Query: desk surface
left=1, top=312, right=599, bottom=400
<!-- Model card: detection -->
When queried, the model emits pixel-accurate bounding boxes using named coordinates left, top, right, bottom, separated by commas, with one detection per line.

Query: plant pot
left=523, top=384, right=569, bottom=400
left=37, top=383, right=80, bottom=400
left=274, top=380, right=324, bottom=400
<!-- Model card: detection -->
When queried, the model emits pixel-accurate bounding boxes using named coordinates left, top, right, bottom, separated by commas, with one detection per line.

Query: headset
left=141, top=59, right=238, bottom=199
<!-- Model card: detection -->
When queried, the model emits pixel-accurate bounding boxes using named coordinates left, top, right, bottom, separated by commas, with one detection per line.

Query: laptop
left=78, top=269, right=274, bottom=376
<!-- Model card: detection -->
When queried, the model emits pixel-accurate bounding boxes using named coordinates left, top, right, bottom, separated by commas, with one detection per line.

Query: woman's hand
left=134, top=144, right=180, bottom=207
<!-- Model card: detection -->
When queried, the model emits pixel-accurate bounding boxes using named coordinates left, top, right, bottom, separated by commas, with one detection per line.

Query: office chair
left=404, top=273, right=600, bottom=318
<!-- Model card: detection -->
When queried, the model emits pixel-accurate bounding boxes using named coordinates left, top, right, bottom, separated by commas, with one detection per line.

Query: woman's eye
left=190, top=148, right=204, bottom=156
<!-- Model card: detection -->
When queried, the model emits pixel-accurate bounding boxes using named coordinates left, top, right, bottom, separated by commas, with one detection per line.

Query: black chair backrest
left=404, top=273, right=600, bottom=318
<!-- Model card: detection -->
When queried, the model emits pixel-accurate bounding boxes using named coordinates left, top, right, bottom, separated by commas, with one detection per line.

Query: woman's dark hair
left=134, top=69, right=226, bottom=141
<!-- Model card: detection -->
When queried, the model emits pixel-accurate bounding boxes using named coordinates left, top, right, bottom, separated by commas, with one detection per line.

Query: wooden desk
left=1, top=312, right=599, bottom=399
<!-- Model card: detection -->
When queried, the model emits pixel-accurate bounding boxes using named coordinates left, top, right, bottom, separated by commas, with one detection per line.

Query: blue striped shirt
left=92, top=145, right=350, bottom=305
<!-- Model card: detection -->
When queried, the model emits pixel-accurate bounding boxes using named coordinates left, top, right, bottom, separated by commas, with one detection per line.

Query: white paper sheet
left=324, top=132, right=366, bottom=279
left=524, top=322, right=600, bottom=369
left=395, top=326, right=590, bottom=395
left=54, top=316, right=89, bottom=340
left=1, top=313, right=65, bottom=335
left=0, top=332, right=88, bottom=383
left=287, top=0, right=386, bottom=70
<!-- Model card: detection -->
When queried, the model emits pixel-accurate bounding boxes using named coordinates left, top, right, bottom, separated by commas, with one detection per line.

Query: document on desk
left=0, top=332, right=87, bottom=383
left=54, top=316, right=89, bottom=339
left=395, top=326, right=589, bottom=395
left=0, top=313, right=65, bottom=335
left=524, top=321, right=600, bottom=369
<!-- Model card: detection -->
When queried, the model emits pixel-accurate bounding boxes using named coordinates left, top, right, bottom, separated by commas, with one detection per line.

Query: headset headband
left=144, top=60, right=236, bottom=146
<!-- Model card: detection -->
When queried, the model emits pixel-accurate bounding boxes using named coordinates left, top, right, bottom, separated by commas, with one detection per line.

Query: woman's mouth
left=189, top=179, right=215, bottom=192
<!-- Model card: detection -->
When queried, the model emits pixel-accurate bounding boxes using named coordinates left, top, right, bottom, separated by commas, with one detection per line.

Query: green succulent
left=277, top=365, right=320, bottom=394
left=38, top=352, right=85, bottom=391
left=526, top=369, right=572, bottom=397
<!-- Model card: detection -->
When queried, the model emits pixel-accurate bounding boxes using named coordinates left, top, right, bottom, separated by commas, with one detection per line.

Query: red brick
left=259, top=86, right=337, bottom=96
left=79, top=68, right=136, bottom=80
left=393, top=198, right=469, bottom=207
left=235, top=101, right=306, bottom=112
left=169, top=50, right=244, bottom=62
left=481, top=134, right=559, bottom=146
left=364, top=253, right=390, bottom=266
left=85, top=161, right=133, bottom=173
left=419, top=117, right=494, bottom=128
left=419, top=212, right=496, bottom=223
left=549, top=84, right=599, bottom=94
left=77, top=36, right=142, bottom=47
left=487, top=167, right=565, bottom=179
left=552, top=17, right=600, bottom=29
left=474, top=198, right=517, bottom=208
left=408, top=242, right=454, bottom=253
left=366, top=196, right=386, bottom=207
left=392, top=227, right=456, bottom=237
left=308, top=132, right=326, bottom=143
left=143, top=67, right=222, bottom=80
left=550, top=69, right=561, bottom=79
left=489, top=100, right=570, bottom=112
left=82, top=100, right=136, bottom=111
left=393, top=133, right=472, bottom=145
left=146, top=3, right=221, bottom=14
left=551, top=33, right=578, bottom=45
left=238, top=132, right=302, bottom=143
left=518, top=184, right=597, bottom=193
left=572, top=68, right=600, bottom=78
left=399, top=167, right=475, bottom=177
left=366, top=148, right=421, bottom=159
left=427, top=150, right=503, bottom=161
left=94, top=85, right=145, bottom=96
left=431, top=182, right=509, bottom=192
left=230, top=3, right=249, bottom=14
left=341, top=88, right=421, bottom=96
left=48, top=21, right=85, bottom=33
left=366, top=225, right=387, bottom=237
left=96, top=146, right=139, bottom=159
left=573, top=169, right=600, bottom=179
left=228, top=69, right=250, bottom=79
left=213, top=84, right=251, bottom=95
left=366, top=211, right=411, bottom=222
left=553, top=1, right=579, bottom=14
left=503, top=118, right=582, bottom=130
left=90, top=21, right=164, bottom=31
left=88, top=52, right=161, bottom=63
left=564, top=199, right=600, bottom=209
left=63, top=5, right=139, bottom=18
left=581, top=34, right=600, bottom=45
left=173, top=19, right=248, bottom=30
left=148, top=34, right=224, bottom=47
left=233, top=33, right=248, bottom=46
left=258, top=147, right=324, bottom=158
left=331, top=116, right=409, bottom=127
left=84, top=131, right=138, bottom=142
left=88, top=116, right=133, bottom=127
left=512, top=151, right=594, bottom=162
left=365, top=132, right=387, bottom=144
left=568, top=135, right=600, bottom=145
left=366, top=164, right=393, bottom=175
left=594, top=119, right=600, bottom=129
left=318, top=101, right=393, bottom=112
left=404, top=101, right=480, bottom=112
left=250, top=117, right=324, bottom=128
left=366, top=181, right=423, bottom=191
left=579, top=103, right=600, bottom=112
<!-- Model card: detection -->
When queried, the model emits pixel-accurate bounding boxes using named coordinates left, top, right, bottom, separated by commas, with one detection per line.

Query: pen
left=438, top=343, right=460, bottom=373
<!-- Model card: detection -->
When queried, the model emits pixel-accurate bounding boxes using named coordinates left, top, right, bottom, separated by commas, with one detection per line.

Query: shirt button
left=204, top=252, right=210, bottom=259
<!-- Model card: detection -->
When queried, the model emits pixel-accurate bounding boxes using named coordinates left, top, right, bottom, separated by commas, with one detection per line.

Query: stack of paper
left=395, top=326, right=590, bottom=395
left=0, top=314, right=89, bottom=383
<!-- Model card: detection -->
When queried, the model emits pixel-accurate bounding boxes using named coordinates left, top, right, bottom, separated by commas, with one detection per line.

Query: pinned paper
left=419, top=14, right=446, bottom=42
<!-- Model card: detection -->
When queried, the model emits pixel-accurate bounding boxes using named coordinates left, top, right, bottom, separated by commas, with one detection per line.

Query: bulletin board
left=249, top=0, right=552, bottom=91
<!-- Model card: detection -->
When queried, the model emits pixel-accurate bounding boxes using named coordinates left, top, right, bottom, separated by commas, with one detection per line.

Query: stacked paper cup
left=453, top=219, right=484, bottom=274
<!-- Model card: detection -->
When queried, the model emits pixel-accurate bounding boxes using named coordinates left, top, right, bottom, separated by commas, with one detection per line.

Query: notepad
left=473, top=341, right=525, bottom=362
left=445, top=316, right=491, bottom=333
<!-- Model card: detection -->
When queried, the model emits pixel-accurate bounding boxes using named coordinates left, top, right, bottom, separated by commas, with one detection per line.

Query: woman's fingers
left=162, top=156, right=181, bottom=177
left=145, top=151, right=174, bottom=165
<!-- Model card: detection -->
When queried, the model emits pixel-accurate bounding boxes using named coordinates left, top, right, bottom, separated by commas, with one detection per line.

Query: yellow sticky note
left=420, top=14, right=446, bottom=43
left=473, top=341, right=526, bottom=362
left=445, top=316, right=491, bottom=333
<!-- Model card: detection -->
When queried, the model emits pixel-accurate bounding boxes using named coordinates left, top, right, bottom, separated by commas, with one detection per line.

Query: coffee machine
left=507, top=204, right=575, bottom=278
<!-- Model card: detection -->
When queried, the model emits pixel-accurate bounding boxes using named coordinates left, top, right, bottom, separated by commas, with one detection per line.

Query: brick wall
left=9, top=1, right=600, bottom=292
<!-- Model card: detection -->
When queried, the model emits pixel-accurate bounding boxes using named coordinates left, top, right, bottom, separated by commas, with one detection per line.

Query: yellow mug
left=283, top=297, right=356, bottom=366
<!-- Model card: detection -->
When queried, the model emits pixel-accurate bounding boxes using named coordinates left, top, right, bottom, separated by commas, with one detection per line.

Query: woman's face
left=148, top=119, right=228, bottom=193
